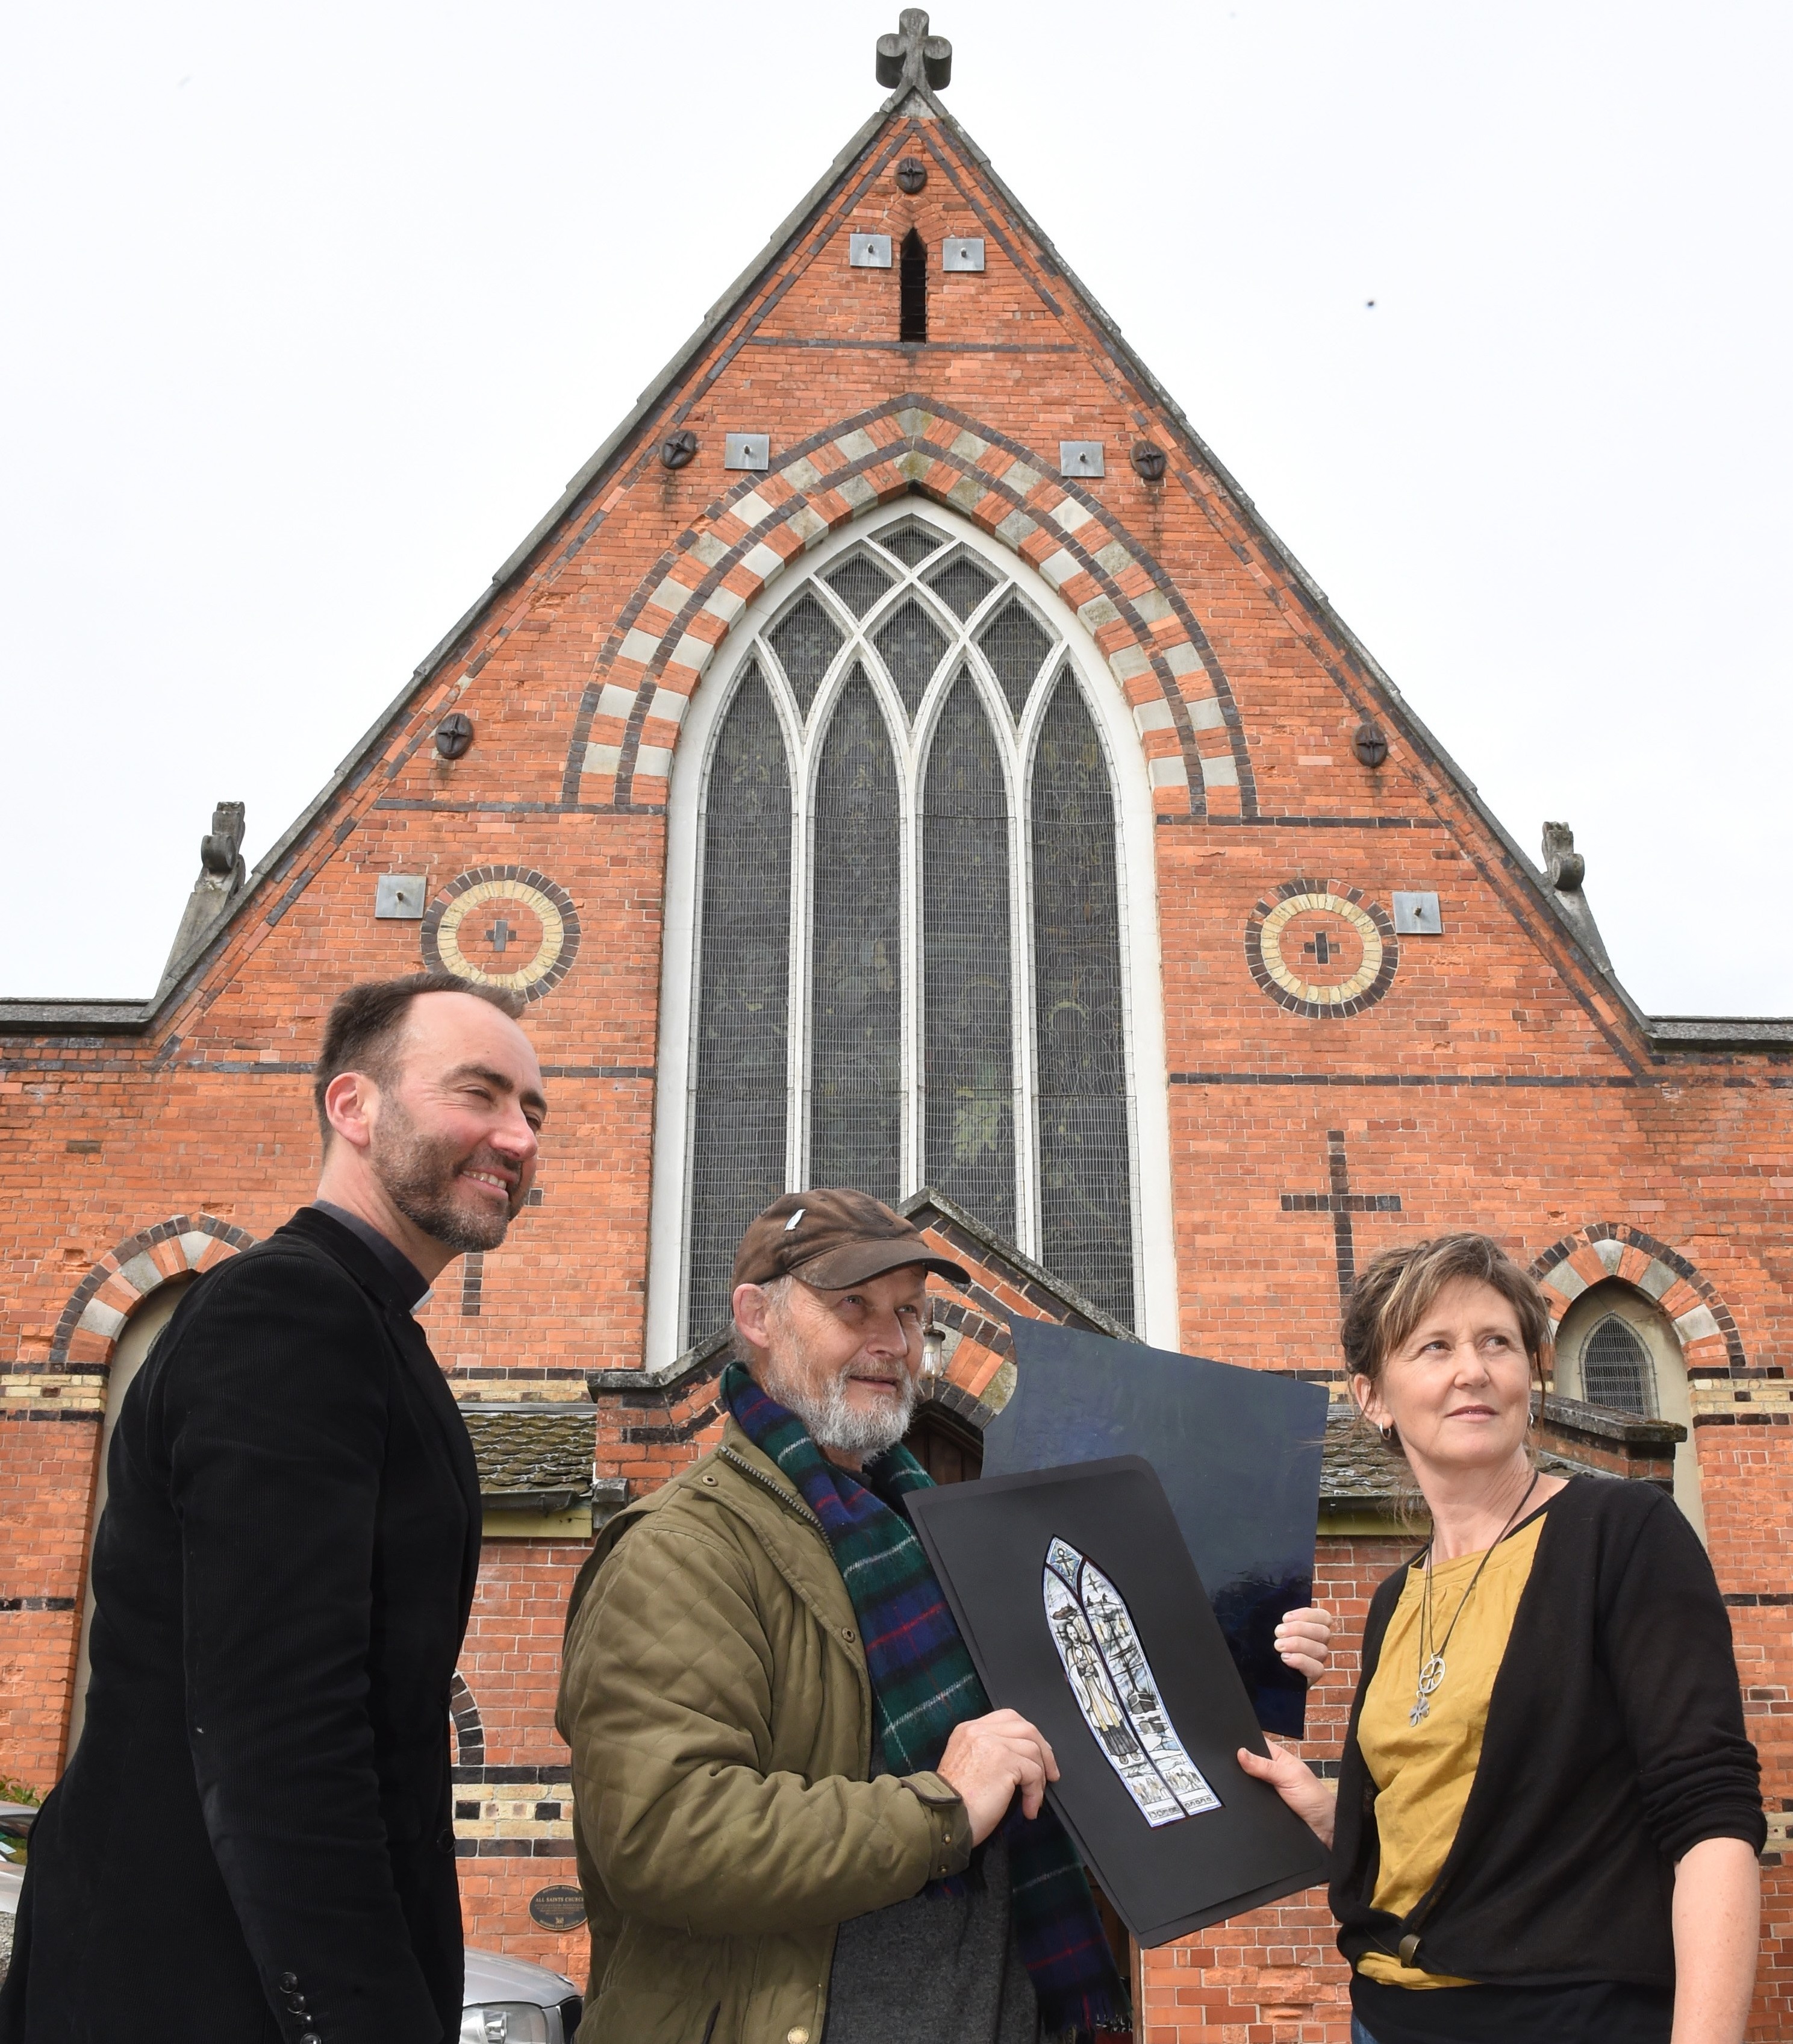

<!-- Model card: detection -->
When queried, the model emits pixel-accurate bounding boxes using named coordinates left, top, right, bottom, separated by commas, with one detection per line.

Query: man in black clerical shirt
left=0, top=974, right=545, bottom=2044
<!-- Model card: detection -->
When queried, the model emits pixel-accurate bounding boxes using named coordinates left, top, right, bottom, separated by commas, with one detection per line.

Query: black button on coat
left=0, top=1208, right=482, bottom=2044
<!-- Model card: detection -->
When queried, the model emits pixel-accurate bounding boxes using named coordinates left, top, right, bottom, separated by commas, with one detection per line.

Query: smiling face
left=734, top=1264, right=929, bottom=1465
left=357, top=991, right=545, bottom=1254
left=1354, top=1275, right=1539, bottom=1479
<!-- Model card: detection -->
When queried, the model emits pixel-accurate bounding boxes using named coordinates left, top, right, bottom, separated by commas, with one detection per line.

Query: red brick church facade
left=5, top=19, right=1791, bottom=2038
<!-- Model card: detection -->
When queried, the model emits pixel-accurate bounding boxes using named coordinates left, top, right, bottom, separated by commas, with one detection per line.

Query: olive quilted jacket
left=555, top=1417, right=973, bottom=2044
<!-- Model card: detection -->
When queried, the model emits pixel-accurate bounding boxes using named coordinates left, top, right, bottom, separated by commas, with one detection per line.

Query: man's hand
left=1273, top=1604, right=1335, bottom=1681
left=1236, top=1739, right=1336, bottom=1848
left=936, top=1708, right=1059, bottom=1845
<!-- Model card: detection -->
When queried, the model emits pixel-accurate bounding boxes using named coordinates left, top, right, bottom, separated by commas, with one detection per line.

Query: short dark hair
left=313, top=973, right=526, bottom=1140
left=1342, top=1233, right=1554, bottom=1390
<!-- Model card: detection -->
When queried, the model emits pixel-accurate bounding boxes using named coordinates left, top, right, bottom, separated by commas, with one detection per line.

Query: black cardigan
left=1330, top=1475, right=1765, bottom=1991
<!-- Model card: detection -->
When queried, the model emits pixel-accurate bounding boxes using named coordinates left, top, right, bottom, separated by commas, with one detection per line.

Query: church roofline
left=2, top=60, right=1787, bottom=1055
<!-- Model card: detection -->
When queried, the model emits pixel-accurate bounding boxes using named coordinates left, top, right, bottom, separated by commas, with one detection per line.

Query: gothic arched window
left=655, top=503, right=1173, bottom=1356
left=1555, top=1277, right=1704, bottom=1540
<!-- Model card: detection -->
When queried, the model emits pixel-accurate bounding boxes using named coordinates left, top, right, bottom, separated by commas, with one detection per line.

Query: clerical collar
left=311, top=1201, right=432, bottom=1311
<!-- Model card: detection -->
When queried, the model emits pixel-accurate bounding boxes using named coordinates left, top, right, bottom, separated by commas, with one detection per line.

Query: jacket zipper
left=716, top=1443, right=827, bottom=1536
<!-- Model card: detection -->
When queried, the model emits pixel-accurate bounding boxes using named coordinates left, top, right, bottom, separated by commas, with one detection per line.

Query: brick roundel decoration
left=1530, top=1222, right=1747, bottom=1373
left=420, top=866, right=580, bottom=1002
left=561, top=393, right=1257, bottom=819
left=1245, top=880, right=1399, bottom=1019
left=50, top=1213, right=256, bottom=1369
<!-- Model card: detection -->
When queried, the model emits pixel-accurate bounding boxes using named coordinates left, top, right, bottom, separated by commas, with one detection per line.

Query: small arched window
left=1579, top=1313, right=1656, bottom=1416
left=900, top=227, right=928, bottom=342
left=1555, top=1278, right=1704, bottom=1539
left=655, top=502, right=1176, bottom=1360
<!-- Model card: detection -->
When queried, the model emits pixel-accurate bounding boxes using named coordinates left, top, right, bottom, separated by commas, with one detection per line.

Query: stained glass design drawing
left=873, top=599, right=951, bottom=720
left=686, top=666, right=791, bottom=1343
left=809, top=668, right=902, bottom=1200
left=928, top=552, right=999, bottom=622
left=1031, top=670, right=1135, bottom=1324
left=1043, top=1536, right=1220, bottom=1827
left=923, top=673, right=1015, bottom=1235
left=766, top=592, right=844, bottom=718
left=824, top=554, right=895, bottom=619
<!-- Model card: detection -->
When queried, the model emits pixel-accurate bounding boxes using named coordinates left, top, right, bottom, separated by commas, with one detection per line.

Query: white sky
left=4, top=1, right=1788, bottom=1013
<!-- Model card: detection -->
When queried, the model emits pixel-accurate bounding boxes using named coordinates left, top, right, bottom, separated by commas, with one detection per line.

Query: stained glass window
left=978, top=598, right=1053, bottom=720
left=873, top=599, right=950, bottom=720
left=1031, top=670, right=1135, bottom=1324
left=928, top=552, right=998, bottom=622
left=825, top=554, right=894, bottom=618
left=809, top=667, right=903, bottom=1201
left=1582, top=1316, right=1655, bottom=1415
left=880, top=520, right=948, bottom=566
left=683, top=519, right=1144, bottom=1347
left=923, top=672, right=1015, bottom=1236
left=766, top=592, right=843, bottom=718
left=686, top=665, right=791, bottom=1340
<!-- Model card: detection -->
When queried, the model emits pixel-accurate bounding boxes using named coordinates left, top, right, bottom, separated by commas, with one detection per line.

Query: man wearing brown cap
left=556, top=1188, right=1127, bottom=2043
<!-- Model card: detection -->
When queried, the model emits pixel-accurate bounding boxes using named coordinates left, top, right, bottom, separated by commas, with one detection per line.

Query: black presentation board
left=982, top=1319, right=1329, bottom=1737
left=907, top=1457, right=1330, bottom=1946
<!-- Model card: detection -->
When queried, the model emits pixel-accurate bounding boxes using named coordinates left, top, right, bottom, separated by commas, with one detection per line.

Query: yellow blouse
left=1355, top=1510, right=1547, bottom=1990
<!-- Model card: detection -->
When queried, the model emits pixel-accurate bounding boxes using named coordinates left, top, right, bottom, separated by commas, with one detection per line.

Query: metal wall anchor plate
left=375, top=875, right=427, bottom=920
left=723, top=433, right=770, bottom=471
left=941, top=236, right=985, bottom=272
left=849, top=233, right=893, bottom=268
left=1392, top=891, right=1442, bottom=934
left=1059, top=440, right=1105, bottom=478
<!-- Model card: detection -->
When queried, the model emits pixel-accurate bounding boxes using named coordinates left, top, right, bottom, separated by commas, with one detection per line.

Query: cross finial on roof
left=876, top=9, right=952, bottom=93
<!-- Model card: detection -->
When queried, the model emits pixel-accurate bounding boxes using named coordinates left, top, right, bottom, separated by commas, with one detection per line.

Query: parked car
left=0, top=1808, right=580, bottom=2040
left=460, top=1947, right=584, bottom=2044
left=0, top=1801, right=36, bottom=1987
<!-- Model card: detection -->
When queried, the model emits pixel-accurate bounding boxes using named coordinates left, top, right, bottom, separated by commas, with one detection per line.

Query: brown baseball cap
left=731, top=1189, right=971, bottom=1295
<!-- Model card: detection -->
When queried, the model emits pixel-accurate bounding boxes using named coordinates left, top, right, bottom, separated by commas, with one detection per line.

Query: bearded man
left=0, top=974, right=544, bottom=2044
left=556, top=1189, right=1128, bottom=2044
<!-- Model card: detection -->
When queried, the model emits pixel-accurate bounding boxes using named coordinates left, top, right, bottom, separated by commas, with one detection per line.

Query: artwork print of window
left=684, top=514, right=1137, bottom=1344
left=1043, top=1537, right=1218, bottom=1827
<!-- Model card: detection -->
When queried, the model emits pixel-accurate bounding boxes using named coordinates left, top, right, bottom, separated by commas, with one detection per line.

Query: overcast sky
left=4, top=1, right=1788, bottom=1014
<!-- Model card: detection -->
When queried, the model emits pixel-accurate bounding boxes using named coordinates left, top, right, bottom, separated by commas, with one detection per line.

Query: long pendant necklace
left=1410, top=1469, right=1540, bottom=1728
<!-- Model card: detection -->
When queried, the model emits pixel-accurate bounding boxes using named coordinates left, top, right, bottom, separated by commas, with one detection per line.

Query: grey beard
left=371, top=1098, right=517, bottom=1254
left=763, top=1359, right=918, bottom=1457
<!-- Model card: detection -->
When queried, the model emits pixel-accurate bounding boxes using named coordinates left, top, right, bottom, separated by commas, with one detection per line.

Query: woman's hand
left=1237, top=1739, right=1336, bottom=1849
left=1273, top=1604, right=1335, bottom=1681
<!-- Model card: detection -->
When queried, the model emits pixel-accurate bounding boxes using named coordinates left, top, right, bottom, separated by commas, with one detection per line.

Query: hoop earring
left=1379, top=1423, right=1400, bottom=1449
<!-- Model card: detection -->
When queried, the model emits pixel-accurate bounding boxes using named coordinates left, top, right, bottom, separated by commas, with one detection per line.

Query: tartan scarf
left=723, top=1363, right=1126, bottom=2039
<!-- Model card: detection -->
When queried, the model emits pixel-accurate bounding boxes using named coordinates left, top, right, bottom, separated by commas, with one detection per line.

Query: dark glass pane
left=688, top=666, right=791, bottom=1343
left=824, top=554, right=895, bottom=618
left=1582, top=1315, right=1654, bottom=1415
left=879, top=520, right=948, bottom=566
left=923, top=674, right=1015, bottom=1236
left=873, top=599, right=950, bottom=720
left=978, top=598, right=1053, bottom=720
left=927, top=553, right=999, bottom=622
left=809, top=667, right=902, bottom=1200
left=766, top=592, right=844, bottom=718
left=1031, top=670, right=1135, bottom=1324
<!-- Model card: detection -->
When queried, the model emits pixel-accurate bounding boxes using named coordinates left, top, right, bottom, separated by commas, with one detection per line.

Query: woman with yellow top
left=1240, top=1232, right=1763, bottom=2044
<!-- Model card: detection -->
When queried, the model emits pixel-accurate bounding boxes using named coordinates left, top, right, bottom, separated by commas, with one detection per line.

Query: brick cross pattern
left=875, top=8, right=952, bottom=92
left=487, top=916, right=513, bottom=955
left=1303, top=930, right=1338, bottom=966
left=1280, top=1130, right=1402, bottom=1300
